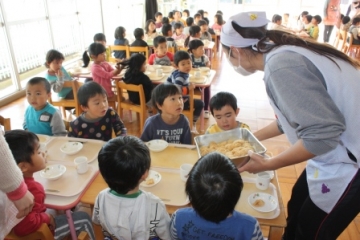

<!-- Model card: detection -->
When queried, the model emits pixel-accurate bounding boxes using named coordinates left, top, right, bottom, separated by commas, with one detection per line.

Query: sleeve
left=154, top=201, right=171, bottom=240
left=250, top=220, right=264, bottom=240
left=140, top=118, right=153, bottom=142
left=173, top=75, right=189, bottom=95
left=0, top=134, right=27, bottom=199
left=311, top=27, right=319, bottom=40
left=111, top=110, right=127, bottom=136
left=148, top=54, right=155, bottom=65
left=50, top=75, right=64, bottom=93
left=182, top=117, right=192, bottom=144
left=266, top=53, right=346, bottom=155
left=50, top=110, right=67, bottom=136
left=67, top=121, right=77, bottom=138
left=23, top=108, right=28, bottom=130
left=91, top=64, right=115, bottom=80
left=166, top=52, right=174, bottom=61
left=92, top=194, right=101, bottom=225
left=203, top=55, right=210, bottom=64
left=142, top=76, right=153, bottom=103
left=169, top=210, right=179, bottom=240
left=13, top=209, right=50, bottom=236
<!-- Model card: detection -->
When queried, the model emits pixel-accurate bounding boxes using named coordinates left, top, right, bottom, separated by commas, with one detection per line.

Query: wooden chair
left=48, top=80, right=81, bottom=118
left=334, top=30, right=347, bottom=50
left=343, top=32, right=360, bottom=58
left=115, top=80, right=147, bottom=133
left=108, top=45, right=130, bottom=62
left=5, top=223, right=89, bottom=240
left=0, top=115, right=11, bottom=131
left=129, top=46, right=149, bottom=61
left=211, top=34, right=218, bottom=53
left=182, top=88, right=194, bottom=129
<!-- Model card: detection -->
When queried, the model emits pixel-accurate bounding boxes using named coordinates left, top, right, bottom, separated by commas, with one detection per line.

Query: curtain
left=145, top=0, right=158, bottom=21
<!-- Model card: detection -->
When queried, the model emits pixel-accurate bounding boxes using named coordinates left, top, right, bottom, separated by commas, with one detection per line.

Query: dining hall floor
left=0, top=52, right=359, bottom=239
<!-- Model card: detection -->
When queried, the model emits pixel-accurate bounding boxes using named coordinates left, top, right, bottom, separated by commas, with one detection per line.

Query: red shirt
left=13, top=177, right=50, bottom=236
left=91, top=62, right=116, bottom=98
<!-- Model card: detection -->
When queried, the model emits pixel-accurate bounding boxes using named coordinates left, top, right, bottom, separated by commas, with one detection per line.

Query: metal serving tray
left=194, top=128, right=266, bottom=167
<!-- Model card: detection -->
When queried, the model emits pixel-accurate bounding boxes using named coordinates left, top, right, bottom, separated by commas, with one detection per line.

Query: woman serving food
left=220, top=11, right=360, bottom=240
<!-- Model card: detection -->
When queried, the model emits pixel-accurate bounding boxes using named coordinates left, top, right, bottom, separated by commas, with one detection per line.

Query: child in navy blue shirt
left=113, top=26, right=129, bottom=60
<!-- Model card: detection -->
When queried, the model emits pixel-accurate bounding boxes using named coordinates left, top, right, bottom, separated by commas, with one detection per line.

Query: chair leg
left=61, top=107, right=67, bottom=119
left=139, top=112, right=145, bottom=134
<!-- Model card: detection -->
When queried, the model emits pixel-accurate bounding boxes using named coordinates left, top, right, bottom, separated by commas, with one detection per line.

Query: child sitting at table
left=23, top=77, right=67, bottom=136
left=184, top=25, right=201, bottom=47
left=113, top=26, right=129, bottom=60
left=131, top=28, right=148, bottom=47
left=198, top=19, right=212, bottom=41
left=4, top=130, right=95, bottom=239
left=161, top=23, right=177, bottom=49
left=172, top=22, right=187, bottom=41
left=184, top=17, right=194, bottom=35
left=144, top=19, right=158, bottom=41
left=68, top=82, right=126, bottom=141
left=166, top=51, right=204, bottom=133
left=140, top=83, right=192, bottom=144
left=89, top=42, right=121, bottom=100
left=206, top=92, right=250, bottom=134
left=148, top=36, right=174, bottom=66
left=93, top=135, right=171, bottom=239
left=170, top=152, right=264, bottom=240
left=83, top=33, right=111, bottom=68
left=155, top=12, right=163, bottom=28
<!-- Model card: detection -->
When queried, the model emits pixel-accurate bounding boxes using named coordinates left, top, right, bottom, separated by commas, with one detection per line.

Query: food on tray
left=199, top=139, right=254, bottom=158
left=252, top=199, right=265, bottom=207
left=146, top=178, right=155, bottom=185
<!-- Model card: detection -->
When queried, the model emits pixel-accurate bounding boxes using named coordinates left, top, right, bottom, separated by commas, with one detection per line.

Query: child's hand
left=189, top=83, right=195, bottom=90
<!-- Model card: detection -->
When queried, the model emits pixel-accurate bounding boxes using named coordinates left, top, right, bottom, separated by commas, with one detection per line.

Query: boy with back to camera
left=140, top=83, right=192, bottom=144
left=170, top=152, right=264, bottom=240
left=167, top=50, right=204, bottom=133
left=161, top=23, right=178, bottom=49
left=23, top=77, right=67, bottom=136
left=206, top=91, right=250, bottom=134
left=5, top=130, right=95, bottom=239
left=68, top=81, right=126, bottom=141
left=148, top=36, right=174, bottom=66
left=93, top=136, right=171, bottom=239
left=131, top=28, right=148, bottom=47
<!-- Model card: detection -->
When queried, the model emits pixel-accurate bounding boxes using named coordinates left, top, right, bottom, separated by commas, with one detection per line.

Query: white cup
left=180, top=164, right=193, bottom=182
left=156, top=68, right=163, bottom=77
left=256, top=172, right=271, bottom=190
left=194, top=70, right=201, bottom=78
left=74, top=156, right=88, bottom=174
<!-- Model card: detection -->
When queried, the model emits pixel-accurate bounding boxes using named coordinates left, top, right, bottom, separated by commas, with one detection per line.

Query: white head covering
left=221, top=11, right=269, bottom=48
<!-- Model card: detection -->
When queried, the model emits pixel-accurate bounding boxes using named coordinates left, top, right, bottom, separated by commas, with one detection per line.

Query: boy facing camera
left=148, top=36, right=174, bottom=66
left=93, top=136, right=171, bottom=239
left=170, top=152, right=264, bottom=239
left=206, top=92, right=250, bottom=134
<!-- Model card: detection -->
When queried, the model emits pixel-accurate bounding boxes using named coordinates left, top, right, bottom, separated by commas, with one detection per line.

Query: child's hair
left=173, top=22, right=183, bottom=31
left=216, top=10, right=223, bottom=15
left=162, top=17, right=169, bottom=24
left=186, top=152, right=243, bottom=223
left=183, top=9, right=190, bottom=17
left=88, top=42, right=106, bottom=58
left=161, top=23, right=172, bottom=36
left=133, top=28, right=145, bottom=40
left=214, top=14, right=224, bottom=25
left=284, top=13, right=290, bottom=17
left=188, top=39, right=204, bottom=54
left=153, top=35, right=167, bottom=48
left=194, top=13, right=201, bottom=19
left=27, top=77, right=51, bottom=94
left=184, top=25, right=201, bottom=47
left=119, top=53, right=146, bottom=75
left=272, top=14, right=282, bottom=23
left=186, top=17, right=194, bottom=26
left=78, top=81, right=107, bottom=107
left=168, top=11, right=174, bottom=19
left=209, top=92, right=237, bottom=115
left=305, top=15, right=312, bottom=23
left=151, top=83, right=182, bottom=113
left=197, top=19, right=208, bottom=27
left=98, top=136, right=151, bottom=194
left=4, top=130, right=39, bottom=165
left=298, top=11, right=309, bottom=21
left=313, top=15, right=322, bottom=24
left=197, top=10, right=204, bottom=18
left=145, top=19, right=156, bottom=34
left=203, top=17, right=210, bottom=25
left=114, top=26, right=126, bottom=40
left=45, top=49, right=64, bottom=67
left=93, top=33, right=106, bottom=42
left=174, top=50, right=191, bottom=66
left=352, top=17, right=360, bottom=25
left=343, top=16, right=351, bottom=24
left=155, top=12, right=162, bottom=18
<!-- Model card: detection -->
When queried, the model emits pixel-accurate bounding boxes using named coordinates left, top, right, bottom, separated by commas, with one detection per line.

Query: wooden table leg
left=268, top=226, right=284, bottom=240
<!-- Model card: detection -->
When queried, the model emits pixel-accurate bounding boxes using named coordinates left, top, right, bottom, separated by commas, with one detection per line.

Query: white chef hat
left=220, top=11, right=269, bottom=48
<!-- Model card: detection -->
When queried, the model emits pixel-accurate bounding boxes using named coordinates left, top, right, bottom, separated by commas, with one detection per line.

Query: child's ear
left=140, top=170, right=149, bottom=181
left=156, top=103, right=163, bottom=111
left=81, top=105, right=88, bottom=112
left=47, top=91, right=52, bottom=100
left=235, top=107, right=240, bottom=116
left=17, top=162, right=29, bottom=173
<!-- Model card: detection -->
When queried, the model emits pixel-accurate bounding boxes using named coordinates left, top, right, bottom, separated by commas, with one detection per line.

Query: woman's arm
left=253, top=120, right=282, bottom=141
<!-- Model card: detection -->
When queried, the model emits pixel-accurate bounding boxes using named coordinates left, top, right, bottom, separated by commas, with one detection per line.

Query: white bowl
left=199, top=67, right=210, bottom=72
left=248, top=192, right=278, bottom=213
left=146, top=139, right=168, bottom=152
left=60, top=142, right=83, bottom=155
left=153, top=64, right=162, bottom=69
left=40, top=164, right=66, bottom=181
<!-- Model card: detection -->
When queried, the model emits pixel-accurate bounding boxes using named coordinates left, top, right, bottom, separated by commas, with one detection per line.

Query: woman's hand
left=238, top=151, right=271, bottom=174
left=13, top=190, right=34, bottom=218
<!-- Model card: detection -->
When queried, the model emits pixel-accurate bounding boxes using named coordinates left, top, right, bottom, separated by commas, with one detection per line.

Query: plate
left=146, top=139, right=168, bottom=152
left=40, top=164, right=66, bottom=181
left=189, top=76, right=206, bottom=83
left=199, top=67, right=210, bottom=72
left=149, top=73, right=165, bottom=81
left=248, top=192, right=278, bottom=213
left=161, top=66, right=174, bottom=73
left=60, top=142, right=83, bottom=155
left=140, top=170, right=162, bottom=187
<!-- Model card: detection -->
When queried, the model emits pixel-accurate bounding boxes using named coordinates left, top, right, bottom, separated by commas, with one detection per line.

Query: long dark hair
left=145, top=19, right=156, bottom=34
left=223, top=22, right=360, bottom=69
left=119, top=53, right=146, bottom=75
left=184, top=25, right=201, bottom=47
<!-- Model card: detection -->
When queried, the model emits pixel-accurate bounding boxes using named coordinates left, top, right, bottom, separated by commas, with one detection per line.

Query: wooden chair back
left=168, top=47, right=175, bottom=54
left=211, top=34, right=218, bottom=52
left=108, top=45, right=130, bottom=62
left=129, top=46, right=149, bottom=61
left=334, top=30, right=347, bottom=50
left=0, top=115, right=11, bottom=131
left=343, top=32, right=360, bottom=57
left=115, top=80, right=147, bottom=134
left=182, top=88, right=194, bottom=129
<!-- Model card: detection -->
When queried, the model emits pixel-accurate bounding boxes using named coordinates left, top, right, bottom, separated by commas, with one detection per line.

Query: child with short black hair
left=148, top=36, right=174, bottom=66
left=167, top=51, right=204, bottom=132
left=194, top=13, right=202, bottom=25
left=155, top=12, right=163, bottom=28
left=171, top=10, right=185, bottom=28
left=114, top=26, right=129, bottom=59
left=184, top=25, right=201, bottom=47
left=131, top=28, right=148, bottom=47
left=93, top=136, right=171, bottom=239
left=162, top=17, right=170, bottom=25
left=198, top=19, right=212, bottom=41
left=170, top=152, right=263, bottom=240
left=140, top=83, right=192, bottom=144
left=24, top=77, right=66, bottom=136
left=5, top=130, right=95, bottom=239
left=184, top=17, right=194, bottom=35
left=68, top=82, right=126, bottom=141
left=89, top=42, right=121, bottom=99
left=206, top=91, right=250, bottom=134
left=161, top=23, right=177, bottom=49
left=308, top=15, right=322, bottom=40
left=172, top=22, right=187, bottom=40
